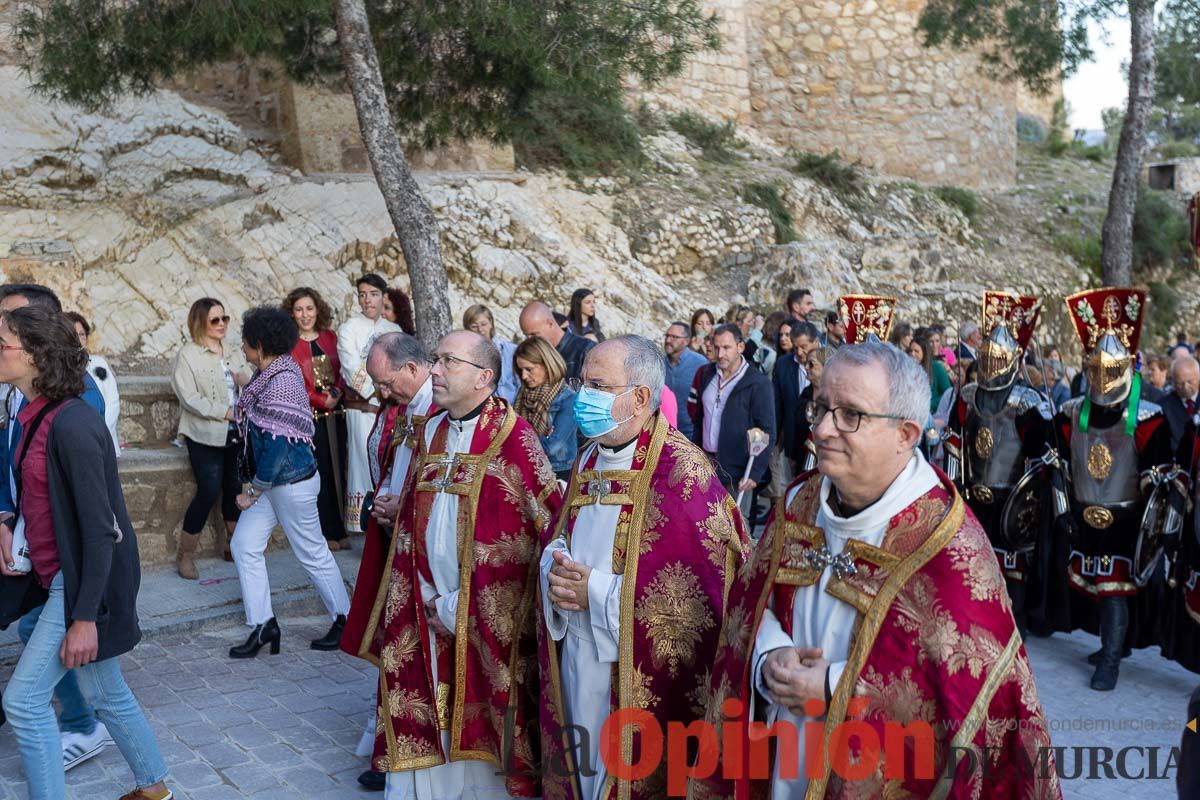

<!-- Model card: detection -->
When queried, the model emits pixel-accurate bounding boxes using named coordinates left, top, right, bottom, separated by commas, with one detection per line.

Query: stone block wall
left=746, top=0, right=1016, bottom=188
left=649, top=0, right=754, bottom=124
left=647, top=0, right=1021, bottom=189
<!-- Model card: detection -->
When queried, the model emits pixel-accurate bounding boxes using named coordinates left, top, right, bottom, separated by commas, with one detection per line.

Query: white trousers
left=231, top=472, right=351, bottom=626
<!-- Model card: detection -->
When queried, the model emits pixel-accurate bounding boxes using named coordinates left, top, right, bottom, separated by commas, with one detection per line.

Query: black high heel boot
left=230, top=618, right=281, bottom=659
left=310, top=614, right=346, bottom=651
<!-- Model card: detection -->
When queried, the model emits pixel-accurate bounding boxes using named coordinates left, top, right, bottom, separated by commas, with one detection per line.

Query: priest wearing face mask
left=538, top=335, right=750, bottom=800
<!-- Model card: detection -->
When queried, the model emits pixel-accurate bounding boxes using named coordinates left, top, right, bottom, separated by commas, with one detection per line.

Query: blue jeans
left=17, top=605, right=97, bottom=735
left=2, top=573, right=168, bottom=799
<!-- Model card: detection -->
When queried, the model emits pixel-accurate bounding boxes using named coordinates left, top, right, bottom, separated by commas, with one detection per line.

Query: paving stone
left=2, top=612, right=1192, bottom=798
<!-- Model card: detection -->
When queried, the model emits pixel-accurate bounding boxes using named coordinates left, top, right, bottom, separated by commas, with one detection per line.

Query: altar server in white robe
left=337, top=273, right=402, bottom=533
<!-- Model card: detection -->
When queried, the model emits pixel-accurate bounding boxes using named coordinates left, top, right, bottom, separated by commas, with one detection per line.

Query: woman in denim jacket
left=512, top=336, right=577, bottom=481
left=227, top=307, right=351, bottom=659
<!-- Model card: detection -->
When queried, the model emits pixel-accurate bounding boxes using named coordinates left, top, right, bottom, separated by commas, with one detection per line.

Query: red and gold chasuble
left=355, top=397, right=562, bottom=796
left=343, top=399, right=437, bottom=662
left=692, top=471, right=1061, bottom=800
left=539, top=413, right=751, bottom=800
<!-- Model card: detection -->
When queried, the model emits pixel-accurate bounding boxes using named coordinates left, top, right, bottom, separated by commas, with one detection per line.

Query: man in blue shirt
left=0, top=283, right=109, bottom=771
left=663, top=321, right=706, bottom=439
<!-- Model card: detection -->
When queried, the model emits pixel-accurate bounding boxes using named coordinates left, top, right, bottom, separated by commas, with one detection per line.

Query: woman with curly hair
left=382, top=286, right=416, bottom=335
left=228, top=306, right=351, bottom=659
left=0, top=305, right=173, bottom=800
left=284, top=287, right=349, bottom=551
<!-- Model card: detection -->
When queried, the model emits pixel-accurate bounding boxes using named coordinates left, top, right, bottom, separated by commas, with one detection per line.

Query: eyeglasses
left=567, top=378, right=636, bottom=393
left=208, top=316, right=231, bottom=325
left=805, top=401, right=906, bottom=433
left=664, top=333, right=689, bottom=341
left=428, top=353, right=486, bottom=371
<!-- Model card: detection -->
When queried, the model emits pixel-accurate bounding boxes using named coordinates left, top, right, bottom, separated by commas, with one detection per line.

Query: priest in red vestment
left=538, top=335, right=750, bottom=800
left=691, top=341, right=1060, bottom=800
left=341, top=332, right=437, bottom=791
left=349, top=330, right=562, bottom=799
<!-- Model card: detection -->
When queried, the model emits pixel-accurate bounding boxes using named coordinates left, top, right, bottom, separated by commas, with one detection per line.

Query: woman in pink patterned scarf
left=226, top=306, right=350, bottom=660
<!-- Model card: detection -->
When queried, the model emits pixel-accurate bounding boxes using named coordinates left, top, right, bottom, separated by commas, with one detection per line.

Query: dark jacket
left=556, top=331, right=596, bottom=382
left=689, top=362, right=776, bottom=487
left=773, top=354, right=807, bottom=462
left=1161, top=391, right=1196, bottom=461
left=47, top=400, right=142, bottom=662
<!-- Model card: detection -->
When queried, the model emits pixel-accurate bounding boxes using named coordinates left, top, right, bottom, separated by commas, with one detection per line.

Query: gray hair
left=370, top=331, right=428, bottom=369
left=606, top=335, right=665, bottom=411
left=825, top=341, right=930, bottom=426
left=959, top=321, right=979, bottom=341
left=470, top=335, right=502, bottom=389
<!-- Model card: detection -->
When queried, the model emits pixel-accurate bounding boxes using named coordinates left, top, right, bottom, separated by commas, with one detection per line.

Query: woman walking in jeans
left=228, top=306, right=351, bottom=658
left=0, top=305, right=172, bottom=800
left=171, top=298, right=250, bottom=577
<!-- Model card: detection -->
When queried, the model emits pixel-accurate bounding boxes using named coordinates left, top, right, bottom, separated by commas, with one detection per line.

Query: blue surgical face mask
left=574, top=386, right=635, bottom=439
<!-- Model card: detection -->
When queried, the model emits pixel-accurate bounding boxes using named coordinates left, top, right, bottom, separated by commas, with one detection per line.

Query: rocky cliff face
left=0, top=66, right=1093, bottom=366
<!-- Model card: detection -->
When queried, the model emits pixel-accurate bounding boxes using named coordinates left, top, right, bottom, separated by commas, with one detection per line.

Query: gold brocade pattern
left=384, top=571, right=412, bottom=626
left=858, top=664, right=937, bottom=725
left=478, top=580, right=525, bottom=646
left=380, top=627, right=420, bottom=674
left=946, top=529, right=1006, bottom=603
left=700, top=500, right=736, bottom=570
left=1087, top=442, right=1113, bottom=481
left=630, top=666, right=659, bottom=710
left=666, top=438, right=716, bottom=501
left=474, top=532, right=535, bottom=567
left=635, top=562, right=716, bottom=677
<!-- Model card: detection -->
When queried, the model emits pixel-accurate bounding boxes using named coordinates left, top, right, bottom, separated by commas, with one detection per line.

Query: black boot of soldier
left=1090, top=596, right=1128, bottom=691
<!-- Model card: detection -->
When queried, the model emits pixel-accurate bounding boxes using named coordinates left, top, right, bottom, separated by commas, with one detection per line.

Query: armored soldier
left=1056, top=287, right=1175, bottom=691
left=948, top=292, right=1054, bottom=631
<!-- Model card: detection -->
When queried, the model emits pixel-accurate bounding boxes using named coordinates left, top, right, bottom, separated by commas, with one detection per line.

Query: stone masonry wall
left=647, top=0, right=1019, bottom=189
left=747, top=0, right=1016, bottom=188
left=648, top=0, right=754, bottom=125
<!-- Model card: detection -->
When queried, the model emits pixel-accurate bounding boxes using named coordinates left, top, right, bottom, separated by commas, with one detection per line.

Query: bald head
left=1172, top=355, right=1200, bottom=401
left=519, top=301, right=564, bottom=346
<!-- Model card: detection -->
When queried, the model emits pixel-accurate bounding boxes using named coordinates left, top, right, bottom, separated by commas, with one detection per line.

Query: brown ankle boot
left=176, top=532, right=201, bottom=580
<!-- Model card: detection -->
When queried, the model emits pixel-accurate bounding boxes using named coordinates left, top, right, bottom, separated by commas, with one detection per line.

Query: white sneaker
left=62, top=722, right=113, bottom=771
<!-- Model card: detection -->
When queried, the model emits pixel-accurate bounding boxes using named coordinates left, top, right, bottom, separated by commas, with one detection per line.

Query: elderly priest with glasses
left=539, top=335, right=750, bottom=800
left=693, top=341, right=1060, bottom=800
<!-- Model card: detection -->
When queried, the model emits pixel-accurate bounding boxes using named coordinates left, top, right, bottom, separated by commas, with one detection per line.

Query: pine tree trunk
left=1100, top=0, right=1157, bottom=287
left=333, top=0, right=452, bottom=343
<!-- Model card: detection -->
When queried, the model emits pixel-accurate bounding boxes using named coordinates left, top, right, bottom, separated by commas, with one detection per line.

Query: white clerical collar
left=595, top=436, right=637, bottom=467
left=409, top=376, right=434, bottom=419
left=818, top=452, right=939, bottom=534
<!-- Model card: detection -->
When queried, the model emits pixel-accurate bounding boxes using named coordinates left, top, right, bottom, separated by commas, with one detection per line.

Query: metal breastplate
left=966, top=387, right=1025, bottom=490
left=1069, top=404, right=1139, bottom=506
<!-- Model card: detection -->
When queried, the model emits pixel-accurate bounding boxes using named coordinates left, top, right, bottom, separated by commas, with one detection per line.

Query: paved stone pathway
left=0, top=616, right=1193, bottom=798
